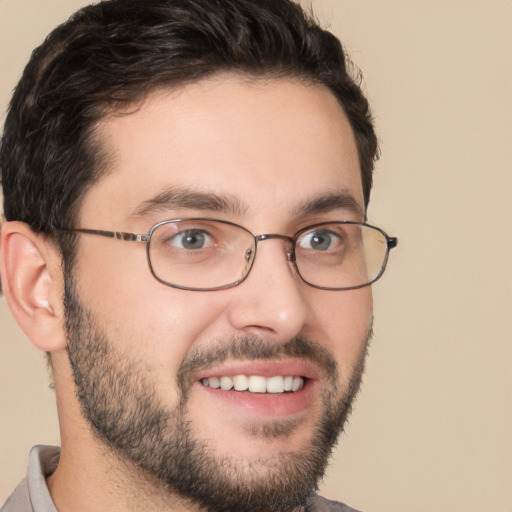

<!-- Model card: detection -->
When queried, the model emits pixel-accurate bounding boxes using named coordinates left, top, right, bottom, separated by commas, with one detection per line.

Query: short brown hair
left=1, top=0, right=377, bottom=237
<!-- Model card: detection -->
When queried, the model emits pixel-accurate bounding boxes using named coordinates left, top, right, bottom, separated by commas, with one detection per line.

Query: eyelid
left=294, top=220, right=352, bottom=238
left=297, top=227, right=342, bottom=248
left=166, top=227, right=215, bottom=250
left=300, top=205, right=364, bottom=222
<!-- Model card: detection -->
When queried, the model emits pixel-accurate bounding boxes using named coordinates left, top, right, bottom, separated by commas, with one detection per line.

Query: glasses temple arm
left=56, top=228, right=149, bottom=243
left=387, top=237, right=398, bottom=249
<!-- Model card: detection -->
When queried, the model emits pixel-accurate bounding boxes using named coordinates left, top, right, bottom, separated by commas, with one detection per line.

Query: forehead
left=81, top=74, right=363, bottom=227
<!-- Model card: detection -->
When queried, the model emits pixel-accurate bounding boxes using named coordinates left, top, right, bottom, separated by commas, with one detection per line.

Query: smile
left=200, top=375, right=305, bottom=393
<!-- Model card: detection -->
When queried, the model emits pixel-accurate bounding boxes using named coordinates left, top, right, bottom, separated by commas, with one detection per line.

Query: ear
left=0, top=221, right=67, bottom=352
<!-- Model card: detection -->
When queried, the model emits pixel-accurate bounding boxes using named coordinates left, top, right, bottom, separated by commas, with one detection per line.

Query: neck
left=47, top=440, right=205, bottom=512
left=48, top=353, right=201, bottom=512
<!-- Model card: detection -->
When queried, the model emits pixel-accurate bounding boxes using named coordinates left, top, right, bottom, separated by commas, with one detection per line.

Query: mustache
left=177, top=335, right=339, bottom=390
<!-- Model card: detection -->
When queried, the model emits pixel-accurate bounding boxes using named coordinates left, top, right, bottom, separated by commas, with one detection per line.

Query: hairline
left=76, top=70, right=365, bottom=227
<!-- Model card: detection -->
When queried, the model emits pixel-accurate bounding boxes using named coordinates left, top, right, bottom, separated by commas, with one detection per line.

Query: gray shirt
left=1, top=446, right=360, bottom=512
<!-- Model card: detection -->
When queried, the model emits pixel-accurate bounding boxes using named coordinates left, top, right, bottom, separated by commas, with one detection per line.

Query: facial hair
left=64, top=276, right=370, bottom=512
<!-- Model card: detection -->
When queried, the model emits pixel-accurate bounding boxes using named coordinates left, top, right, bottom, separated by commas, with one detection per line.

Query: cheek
left=310, top=286, right=373, bottom=375
left=75, top=244, right=230, bottom=370
left=95, top=286, right=228, bottom=356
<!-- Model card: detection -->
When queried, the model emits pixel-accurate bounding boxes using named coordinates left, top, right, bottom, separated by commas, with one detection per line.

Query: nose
left=226, top=236, right=313, bottom=342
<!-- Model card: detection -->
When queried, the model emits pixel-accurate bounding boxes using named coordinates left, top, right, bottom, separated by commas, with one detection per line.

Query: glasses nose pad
left=286, top=240, right=296, bottom=263
left=241, top=246, right=256, bottom=280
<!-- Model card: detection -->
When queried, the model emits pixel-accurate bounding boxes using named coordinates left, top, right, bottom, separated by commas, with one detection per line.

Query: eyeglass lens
left=147, top=219, right=390, bottom=291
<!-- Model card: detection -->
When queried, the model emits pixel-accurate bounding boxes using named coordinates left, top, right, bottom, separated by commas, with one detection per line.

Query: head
left=0, top=1, right=384, bottom=511
left=1, top=0, right=377, bottom=240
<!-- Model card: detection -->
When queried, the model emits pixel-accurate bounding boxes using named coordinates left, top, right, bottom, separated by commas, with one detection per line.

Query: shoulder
left=1, top=479, right=32, bottom=512
left=309, top=494, right=362, bottom=512
left=1, top=445, right=59, bottom=512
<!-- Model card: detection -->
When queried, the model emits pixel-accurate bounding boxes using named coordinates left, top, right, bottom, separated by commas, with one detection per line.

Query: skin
left=4, top=74, right=373, bottom=511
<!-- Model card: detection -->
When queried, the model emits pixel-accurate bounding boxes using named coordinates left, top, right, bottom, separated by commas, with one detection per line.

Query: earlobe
left=0, top=221, right=66, bottom=352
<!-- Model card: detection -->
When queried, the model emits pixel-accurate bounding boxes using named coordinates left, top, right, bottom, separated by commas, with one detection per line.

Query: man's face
left=65, top=75, right=373, bottom=511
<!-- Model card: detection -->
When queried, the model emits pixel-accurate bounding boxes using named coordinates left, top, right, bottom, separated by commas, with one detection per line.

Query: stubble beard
left=63, top=275, right=370, bottom=512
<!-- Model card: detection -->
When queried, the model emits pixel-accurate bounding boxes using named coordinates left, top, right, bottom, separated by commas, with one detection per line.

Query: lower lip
left=196, top=380, right=317, bottom=417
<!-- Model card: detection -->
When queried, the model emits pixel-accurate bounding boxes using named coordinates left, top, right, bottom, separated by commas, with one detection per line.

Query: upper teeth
left=201, top=375, right=304, bottom=393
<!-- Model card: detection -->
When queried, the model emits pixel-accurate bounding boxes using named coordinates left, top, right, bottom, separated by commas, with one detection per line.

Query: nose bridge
left=227, top=231, right=311, bottom=342
left=254, top=233, right=295, bottom=262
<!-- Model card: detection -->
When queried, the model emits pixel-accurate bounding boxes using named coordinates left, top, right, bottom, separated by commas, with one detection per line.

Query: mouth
left=201, top=375, right=305, bottom=394
left=193, top=360, right=318, bottom=417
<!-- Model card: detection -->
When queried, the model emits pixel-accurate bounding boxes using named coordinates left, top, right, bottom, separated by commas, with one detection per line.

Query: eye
left=169, top=229, right=214, bottom=250
left=298, top=229, right=342, bottom=251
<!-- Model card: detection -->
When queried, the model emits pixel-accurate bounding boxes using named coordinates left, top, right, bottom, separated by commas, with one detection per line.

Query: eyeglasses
left=58, top=218, right=397, bottom=291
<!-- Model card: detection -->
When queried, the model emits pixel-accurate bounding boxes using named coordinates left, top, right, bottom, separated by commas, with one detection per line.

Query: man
left=0, top=0, right=397, bottom=511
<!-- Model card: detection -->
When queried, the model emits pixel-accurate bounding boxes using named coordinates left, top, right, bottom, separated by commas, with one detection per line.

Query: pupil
left=311, top=232, right=330, bottom=250
left=183, top=231, right=204, bottom=249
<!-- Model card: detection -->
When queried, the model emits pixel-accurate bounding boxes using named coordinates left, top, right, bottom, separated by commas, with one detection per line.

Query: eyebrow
left=131, top=186, right=364, bottom=222
left=131, top=186, right=247, bottom=218
left=293, top=191, right=365, bottom=220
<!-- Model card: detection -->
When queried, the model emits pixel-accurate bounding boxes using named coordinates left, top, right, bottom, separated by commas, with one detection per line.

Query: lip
left=194, top=358, right=321, bottom=381
left=193, top=358, right=321, bottom=417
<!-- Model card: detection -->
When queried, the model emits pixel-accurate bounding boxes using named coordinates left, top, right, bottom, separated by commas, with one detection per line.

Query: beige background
left=1, top=1, right=511, bottom=511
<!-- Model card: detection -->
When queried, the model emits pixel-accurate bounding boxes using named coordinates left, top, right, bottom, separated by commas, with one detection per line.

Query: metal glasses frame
left=57, top=218, right=398, bottom=291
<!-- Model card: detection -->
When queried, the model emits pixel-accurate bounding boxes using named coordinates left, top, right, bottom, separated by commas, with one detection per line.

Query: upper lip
left=194, top=358, right=321, bottom=382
